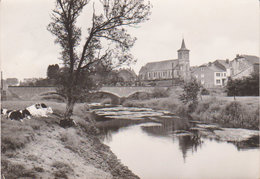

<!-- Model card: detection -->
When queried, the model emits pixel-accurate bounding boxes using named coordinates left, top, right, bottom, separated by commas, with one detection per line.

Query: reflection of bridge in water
left=99, top=86, right=168, bottom=98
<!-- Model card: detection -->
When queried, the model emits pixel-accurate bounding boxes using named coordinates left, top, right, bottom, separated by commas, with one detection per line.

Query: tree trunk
left=64, top=97, right=75, bottom=119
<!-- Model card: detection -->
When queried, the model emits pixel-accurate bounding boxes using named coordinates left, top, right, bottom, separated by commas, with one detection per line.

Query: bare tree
left=47, top=0, right=151, bottom=120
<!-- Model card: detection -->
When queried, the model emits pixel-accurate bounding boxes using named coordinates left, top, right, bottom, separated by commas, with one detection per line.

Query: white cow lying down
left=26, top=103, right=53, bottom=117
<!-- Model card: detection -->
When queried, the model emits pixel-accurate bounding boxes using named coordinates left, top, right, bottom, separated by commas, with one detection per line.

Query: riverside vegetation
left=1, top=101, right=139, bottom=179
left=122, top=87, right=259, bottom=130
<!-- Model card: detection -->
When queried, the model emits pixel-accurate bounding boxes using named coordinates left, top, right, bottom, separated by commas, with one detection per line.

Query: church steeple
left=178, top=38, right=189, bottom=51
left=181, top=39, right=187, bottom=49
left=177, top=38, right=189, bottom=60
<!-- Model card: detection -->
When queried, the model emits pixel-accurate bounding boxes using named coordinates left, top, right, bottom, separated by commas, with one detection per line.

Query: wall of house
left=230, top=58, right=251, bottom=76
left=214, top=72, right=227, bottom=86
left=232, top=66, right=254, bottom=79
left=193, top=67, right=215, bottom=88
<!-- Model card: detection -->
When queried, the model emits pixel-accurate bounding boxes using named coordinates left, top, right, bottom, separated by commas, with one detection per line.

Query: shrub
left=201, top=88, right=210, bottom=95
left=179, top=79, right=201, bottom=112
left=151, top=87, right=169, bottom=98
left=221, top=101, right=244, bottom=122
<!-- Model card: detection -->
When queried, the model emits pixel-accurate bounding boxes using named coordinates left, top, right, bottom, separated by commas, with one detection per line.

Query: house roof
left=208, top=65, right=226, bottom=72
left=192, top=63, right=225, bottom=73
left=139, top=59, right=178, bottom=73
left=215, top=59, right=230, bottom=67
left=240, top=55, right=259, bottom=64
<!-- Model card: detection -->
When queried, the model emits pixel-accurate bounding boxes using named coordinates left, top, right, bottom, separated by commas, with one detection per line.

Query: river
left=92, top=105, right=260, bottom=179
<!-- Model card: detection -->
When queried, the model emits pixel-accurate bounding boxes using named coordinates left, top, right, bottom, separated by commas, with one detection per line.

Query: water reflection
left=94, top=106, right=259, bottom=179
left=178, top=135, right=203, bottom=161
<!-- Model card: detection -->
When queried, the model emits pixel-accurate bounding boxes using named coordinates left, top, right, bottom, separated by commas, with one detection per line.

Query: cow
left=1, top=108, right=7, bottom=115
left=26, top=103, right=53, bottom=117
left=8, top=110, right=24, bottom=122
left=20, top=109, right=32, bottom=119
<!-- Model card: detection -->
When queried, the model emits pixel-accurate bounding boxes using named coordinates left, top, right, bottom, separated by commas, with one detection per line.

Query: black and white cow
left=26, top=103, right=53, bottom=117
left=7, top=109, right=31, bottom=122
left=8, top=110, right=24, bottom=121
left=1, top=108, right=7, bottom=115
left=21, top=109, right=32, bottom=119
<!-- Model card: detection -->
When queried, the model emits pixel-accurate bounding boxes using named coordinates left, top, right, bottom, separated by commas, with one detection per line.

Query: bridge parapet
left=99, top=86, right=168, bottom=98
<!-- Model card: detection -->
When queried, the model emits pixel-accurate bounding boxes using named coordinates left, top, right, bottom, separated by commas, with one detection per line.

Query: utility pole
left=1, top=71, right=3, bottom=91
left=172, top=63, right=174, bottom=86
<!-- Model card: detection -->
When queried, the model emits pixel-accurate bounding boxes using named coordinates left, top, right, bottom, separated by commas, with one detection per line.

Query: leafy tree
left=226, top=73, right=259, bottom=98
left=47, top=64, right=60, bottom=79
left=179, top=79, right=201, bottom=112
left=226, top=77, right=237, bottom=100
left=47, top=0, right=151, bottom=120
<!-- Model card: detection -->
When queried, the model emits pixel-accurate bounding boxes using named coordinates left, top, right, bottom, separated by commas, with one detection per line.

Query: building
left=139, top=39, right=191, bottom=85
left=192, top=63, right=228, bottom=88
left=230, top=54, right=259, bottom=79
left=191, top=54, right=259, bottom=88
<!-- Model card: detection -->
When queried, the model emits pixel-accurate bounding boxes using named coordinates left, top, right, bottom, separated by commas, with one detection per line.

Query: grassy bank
left=122, top=96, right=259, bottom=130
left=1, top=100, right=139, bottom=179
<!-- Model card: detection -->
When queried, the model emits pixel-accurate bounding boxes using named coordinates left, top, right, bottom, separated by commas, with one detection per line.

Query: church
left=139, top=39, right=191, bottom=85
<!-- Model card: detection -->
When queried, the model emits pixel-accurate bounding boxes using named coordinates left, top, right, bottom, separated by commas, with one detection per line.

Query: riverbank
left=122, top=96, right=259, bottom=130
left=1, top=101, right=139, bottom=179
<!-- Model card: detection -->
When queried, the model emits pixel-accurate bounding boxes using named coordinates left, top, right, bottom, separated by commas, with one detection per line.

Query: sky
left=0, top=0, right=259, bottom=80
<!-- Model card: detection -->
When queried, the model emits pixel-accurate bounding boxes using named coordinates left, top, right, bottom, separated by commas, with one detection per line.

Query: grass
left=123, top=95, right=259, bottom=130
left=1, top=158, right=36, bottom=178
left=52, top=161, right=74, bottom=179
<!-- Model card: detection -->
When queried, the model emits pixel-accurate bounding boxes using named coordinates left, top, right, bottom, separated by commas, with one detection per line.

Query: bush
left=179, top=79, right=201, bottom=112
left=226, top=73, right=259, bottom=97
left=151, top=87, right=169, bottom=98
left=127, top=92, right=151, bottom=100
left=201, top=88, right=210, bottom=95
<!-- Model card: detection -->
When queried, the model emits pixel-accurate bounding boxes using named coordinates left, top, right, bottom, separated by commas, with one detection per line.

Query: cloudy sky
left=1, top=0, right=259, bottom=80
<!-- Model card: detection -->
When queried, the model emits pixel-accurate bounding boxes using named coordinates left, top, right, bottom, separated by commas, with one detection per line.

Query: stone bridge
left=99, top=86, right=168, bottom=98
left=5, top=86, right=169, bottom=100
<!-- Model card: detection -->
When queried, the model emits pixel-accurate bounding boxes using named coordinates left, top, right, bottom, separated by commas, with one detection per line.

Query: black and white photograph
left=1, top=0, right=259, bottom=178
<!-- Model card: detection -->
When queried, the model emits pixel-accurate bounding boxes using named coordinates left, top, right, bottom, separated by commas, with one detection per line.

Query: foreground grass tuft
left=1, top=159, right=36, bottom=178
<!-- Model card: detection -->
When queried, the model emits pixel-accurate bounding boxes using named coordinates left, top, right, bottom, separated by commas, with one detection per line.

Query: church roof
left=178, top=39, right=189, bottom=51
left=139, top=59, right=178, bottom=73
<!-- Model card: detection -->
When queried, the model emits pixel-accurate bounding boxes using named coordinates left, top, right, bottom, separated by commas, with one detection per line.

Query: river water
left=92, top=106, right=260, bottom=179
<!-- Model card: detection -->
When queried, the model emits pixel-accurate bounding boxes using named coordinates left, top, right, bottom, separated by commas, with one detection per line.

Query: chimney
left=226, top=59, right=229, bottom=64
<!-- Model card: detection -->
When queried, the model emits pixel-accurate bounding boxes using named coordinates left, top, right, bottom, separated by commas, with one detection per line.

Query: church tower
left=177, top=39, right=190, bottom=81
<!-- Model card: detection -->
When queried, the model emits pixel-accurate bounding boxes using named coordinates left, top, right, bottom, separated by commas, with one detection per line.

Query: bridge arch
left=98, top=86, right=167, bottom=98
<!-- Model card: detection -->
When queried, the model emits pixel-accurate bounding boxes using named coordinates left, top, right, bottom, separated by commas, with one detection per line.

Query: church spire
left=179, top=38, right=188, bottom=51
left=181, top=38, right=186, bottom=49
